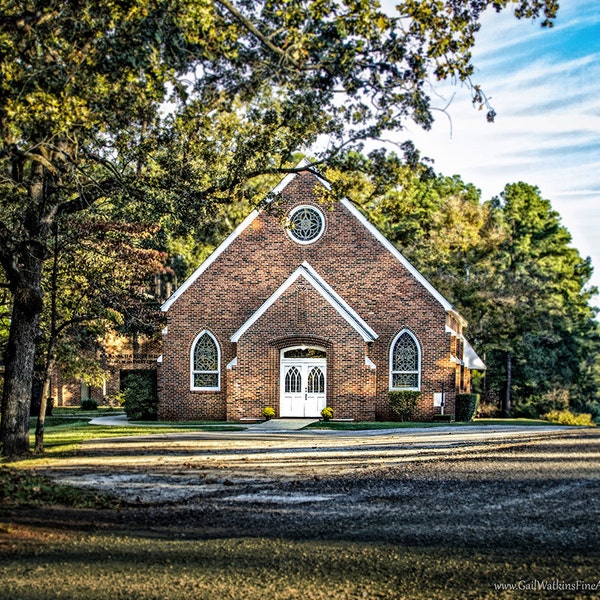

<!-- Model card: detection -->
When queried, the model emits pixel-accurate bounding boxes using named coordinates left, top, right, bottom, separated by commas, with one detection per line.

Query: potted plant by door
left=262, top=406, right=276, bottom=421
left=321, top=407, right=334, bottom=421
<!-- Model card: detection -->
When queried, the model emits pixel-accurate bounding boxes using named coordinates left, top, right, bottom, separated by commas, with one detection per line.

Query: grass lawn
left=1, top=530, right=592, bottom=600
left=13, top=416, right=245, bottom=462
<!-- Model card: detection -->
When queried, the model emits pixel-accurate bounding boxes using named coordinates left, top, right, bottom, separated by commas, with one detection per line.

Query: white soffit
left=463, top=338, right=487, bottom=370
left=231, top=262, right=378, bottom=342
left=161, top=160, right=329, bottom=312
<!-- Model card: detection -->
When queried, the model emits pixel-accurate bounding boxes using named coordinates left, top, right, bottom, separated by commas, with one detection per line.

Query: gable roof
left=339, top=198, right=456, bottom=315
left=231, top=261, right=378, bottom=343
left=161, top=160, right=329, bottom=312
left=161, top=159, right=462, bottom=323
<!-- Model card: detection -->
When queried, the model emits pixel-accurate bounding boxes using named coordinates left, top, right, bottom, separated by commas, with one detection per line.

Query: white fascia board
left=231, top=262, right=378, bottom=342
left=299, top=261, right=378, bottom=340
left=161, top=209, right=260, bottom=312
left=340, top=198, right=455, bottom=313
left=161, top=159, right=329, bottom=313
left=446, top=325, right=486, bottom=370
left=445, top=325, right=460, bottom=338
left=365, top=356, right=376, bottom=370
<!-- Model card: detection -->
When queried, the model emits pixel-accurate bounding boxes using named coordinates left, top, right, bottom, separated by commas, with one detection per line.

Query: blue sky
left=396, top=1, right=600, bottom=294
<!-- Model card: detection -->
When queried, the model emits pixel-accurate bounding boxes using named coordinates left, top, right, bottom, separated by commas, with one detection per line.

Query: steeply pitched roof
left=231, top=261, right=378, bottom=343
left=161, top=161, right=328, bottom=313
left=161, top=159, right=461, bottom=322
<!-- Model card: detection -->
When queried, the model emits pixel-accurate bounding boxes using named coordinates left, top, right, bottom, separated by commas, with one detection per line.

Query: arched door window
left=191, top=331, right=220, bottom=390
left=390, top=330, right=421, bottom=390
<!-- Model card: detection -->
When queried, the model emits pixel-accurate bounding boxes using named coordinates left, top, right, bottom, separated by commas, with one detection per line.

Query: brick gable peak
left=161, top=159, right=328, bottom=312
left=231, top=261, right=378, bottom=343
left=162, top=157, right=466, bottom=328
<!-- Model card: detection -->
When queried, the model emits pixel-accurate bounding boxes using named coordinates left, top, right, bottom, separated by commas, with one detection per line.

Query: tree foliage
left=0, top=0, right=559, bottom=454
left=359, top=164, right=598, bottom=417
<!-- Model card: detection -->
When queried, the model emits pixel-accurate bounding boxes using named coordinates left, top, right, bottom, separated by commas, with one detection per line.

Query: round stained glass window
left=287, top=206, right=324, bottom=244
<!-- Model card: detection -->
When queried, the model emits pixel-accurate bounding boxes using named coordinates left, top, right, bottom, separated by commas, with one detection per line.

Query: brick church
left=158, top=160, right=484, bottom=422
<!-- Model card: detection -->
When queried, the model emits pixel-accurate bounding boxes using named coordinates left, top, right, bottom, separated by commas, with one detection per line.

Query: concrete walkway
left=88, top=414, right=317, bottom=431
left=89, top=414, right=142, bottom=426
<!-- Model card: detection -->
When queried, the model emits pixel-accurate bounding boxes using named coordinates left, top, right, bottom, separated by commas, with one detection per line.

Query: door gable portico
left=231, top=262, right=378, bottom=343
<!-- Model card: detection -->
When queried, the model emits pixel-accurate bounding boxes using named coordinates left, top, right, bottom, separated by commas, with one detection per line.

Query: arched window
left=190, top=331, right=220, bottom=390
left=390, top=330, right=421, bottom=390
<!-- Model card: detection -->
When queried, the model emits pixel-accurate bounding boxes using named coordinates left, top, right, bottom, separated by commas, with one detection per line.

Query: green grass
left=0, top=533, right=595, bottom=600
left=50, top=406, right=124, bottom=416
left=307, top=417, right=564, bottom=430
left=11, top=415, right=567, bottom=461
left=0, top=420, right=245, bottom=463
left=22, top=425, right=199, bottom=458
left=473, top=418, right=566, bottom=426
left=129, top=420, right=234, bottom=426
left=0, top=466, right=118, bottom=508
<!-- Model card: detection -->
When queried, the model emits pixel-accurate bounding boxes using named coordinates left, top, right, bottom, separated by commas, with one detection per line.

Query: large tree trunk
left=0, top=269, right=44, bottom=456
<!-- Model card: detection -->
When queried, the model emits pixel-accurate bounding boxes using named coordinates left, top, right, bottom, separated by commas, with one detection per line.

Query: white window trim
left=286, top=205, right=326, bottom=245
left=190, top=330, right=221, bottom=391
left=389, top=329, right=421, bottom=391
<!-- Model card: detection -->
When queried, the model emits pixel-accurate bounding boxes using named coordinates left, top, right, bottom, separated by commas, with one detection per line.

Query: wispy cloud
left=397, top=0, right=600, bottom=289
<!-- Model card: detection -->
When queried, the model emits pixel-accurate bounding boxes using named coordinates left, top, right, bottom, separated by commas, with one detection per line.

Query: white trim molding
left=161, top=160, right=329, bottom=312
left=162, top=210, right=260, bottom=312
left=341, top=199, right=460, bottom=317
left=162, top=157, right=468, bottom=329
left=463, top=338, right=486, bottom=370
left=190, top=330, right=221, bottom=391
left=231, top=261, right=378, bottom=343
left=445, top=325, right=486, bottom=371
left=365, top=356, right=376, bottom=370
left=286, top=205, right=326, bottom=245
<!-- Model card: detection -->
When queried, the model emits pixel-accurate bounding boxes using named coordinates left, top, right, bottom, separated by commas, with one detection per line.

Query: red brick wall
left=159, top=171, right=459, bottom=421
left=227, top=281, right=376, bottom=421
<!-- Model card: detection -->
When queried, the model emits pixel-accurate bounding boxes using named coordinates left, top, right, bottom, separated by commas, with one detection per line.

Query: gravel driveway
left=35, top=425, right=599, bottom=553
left=4, top=425, right=599, bottom=599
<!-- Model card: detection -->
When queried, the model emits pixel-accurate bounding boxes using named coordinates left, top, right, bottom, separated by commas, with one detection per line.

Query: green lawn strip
left=0, top=467, right=118, bottom=508
left=128, top=420, right=235, bottom=427
left=472, top=418, right=565, bottom=426
left=307, top=418, right=564, bottom=430
left=2, top=422, right=243, bottom=462
left=49, top=407, right=125, bottom=416
left=0, top=533, right=595, bottom=600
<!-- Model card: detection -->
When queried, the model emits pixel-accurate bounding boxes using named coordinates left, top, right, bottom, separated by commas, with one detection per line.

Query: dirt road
left=34, top=426, right=600, bottom=550
left=3, top=426, right=599, bottom=599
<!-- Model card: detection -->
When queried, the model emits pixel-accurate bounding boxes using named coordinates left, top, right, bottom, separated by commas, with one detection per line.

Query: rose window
left=288, top=206, right=324, bottom=243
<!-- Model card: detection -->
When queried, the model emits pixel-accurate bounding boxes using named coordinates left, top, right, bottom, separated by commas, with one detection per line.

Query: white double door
left=280, top=359, right=327, bottom=417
